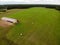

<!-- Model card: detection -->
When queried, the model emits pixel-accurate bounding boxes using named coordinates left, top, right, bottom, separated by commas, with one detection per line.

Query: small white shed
left=1, top=17, right=19, bottom=23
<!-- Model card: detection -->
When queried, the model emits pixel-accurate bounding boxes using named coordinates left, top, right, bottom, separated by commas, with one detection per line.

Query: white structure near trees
left=1, top=17, right=19, bottom=23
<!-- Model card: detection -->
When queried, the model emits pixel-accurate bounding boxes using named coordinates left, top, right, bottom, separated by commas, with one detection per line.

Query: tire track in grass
left=15, top=25, right=37, bottom=44
left=27, top=21, right=57, bottom=45
left=20, top=14, right=58, bottom=45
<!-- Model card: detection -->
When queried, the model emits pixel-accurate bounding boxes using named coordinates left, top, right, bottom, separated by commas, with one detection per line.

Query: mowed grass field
left=0, top=7, right=60, bottom=45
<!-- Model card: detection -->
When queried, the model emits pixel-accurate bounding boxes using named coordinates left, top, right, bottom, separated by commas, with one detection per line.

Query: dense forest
left=0, top=4, right=60, bottom=10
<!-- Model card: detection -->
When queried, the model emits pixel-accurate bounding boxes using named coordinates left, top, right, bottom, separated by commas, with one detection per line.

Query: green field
left=0, top=7, right=60, bottom=45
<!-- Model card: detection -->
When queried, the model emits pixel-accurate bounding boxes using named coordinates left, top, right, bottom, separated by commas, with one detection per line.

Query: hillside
left=0, top=7, right=60, bottom=45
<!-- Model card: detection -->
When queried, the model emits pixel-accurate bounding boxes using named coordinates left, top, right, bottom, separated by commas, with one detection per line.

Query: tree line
left=0, top=4, right=60, bottom=12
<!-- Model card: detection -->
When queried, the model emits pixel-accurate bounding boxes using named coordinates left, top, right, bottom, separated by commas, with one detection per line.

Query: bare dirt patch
left=0, top=20, right=14, bottom=28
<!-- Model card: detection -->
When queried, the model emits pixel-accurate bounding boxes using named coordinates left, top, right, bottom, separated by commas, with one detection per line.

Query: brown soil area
left=0, top=20, right=14, bottom=28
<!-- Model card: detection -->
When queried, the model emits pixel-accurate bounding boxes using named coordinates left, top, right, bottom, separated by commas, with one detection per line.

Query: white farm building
left=1, top=17, right=19, bottom=23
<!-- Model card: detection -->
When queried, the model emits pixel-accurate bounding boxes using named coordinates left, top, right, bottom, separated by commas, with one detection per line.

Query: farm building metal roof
left=1, top=17, right=18, bottom=23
